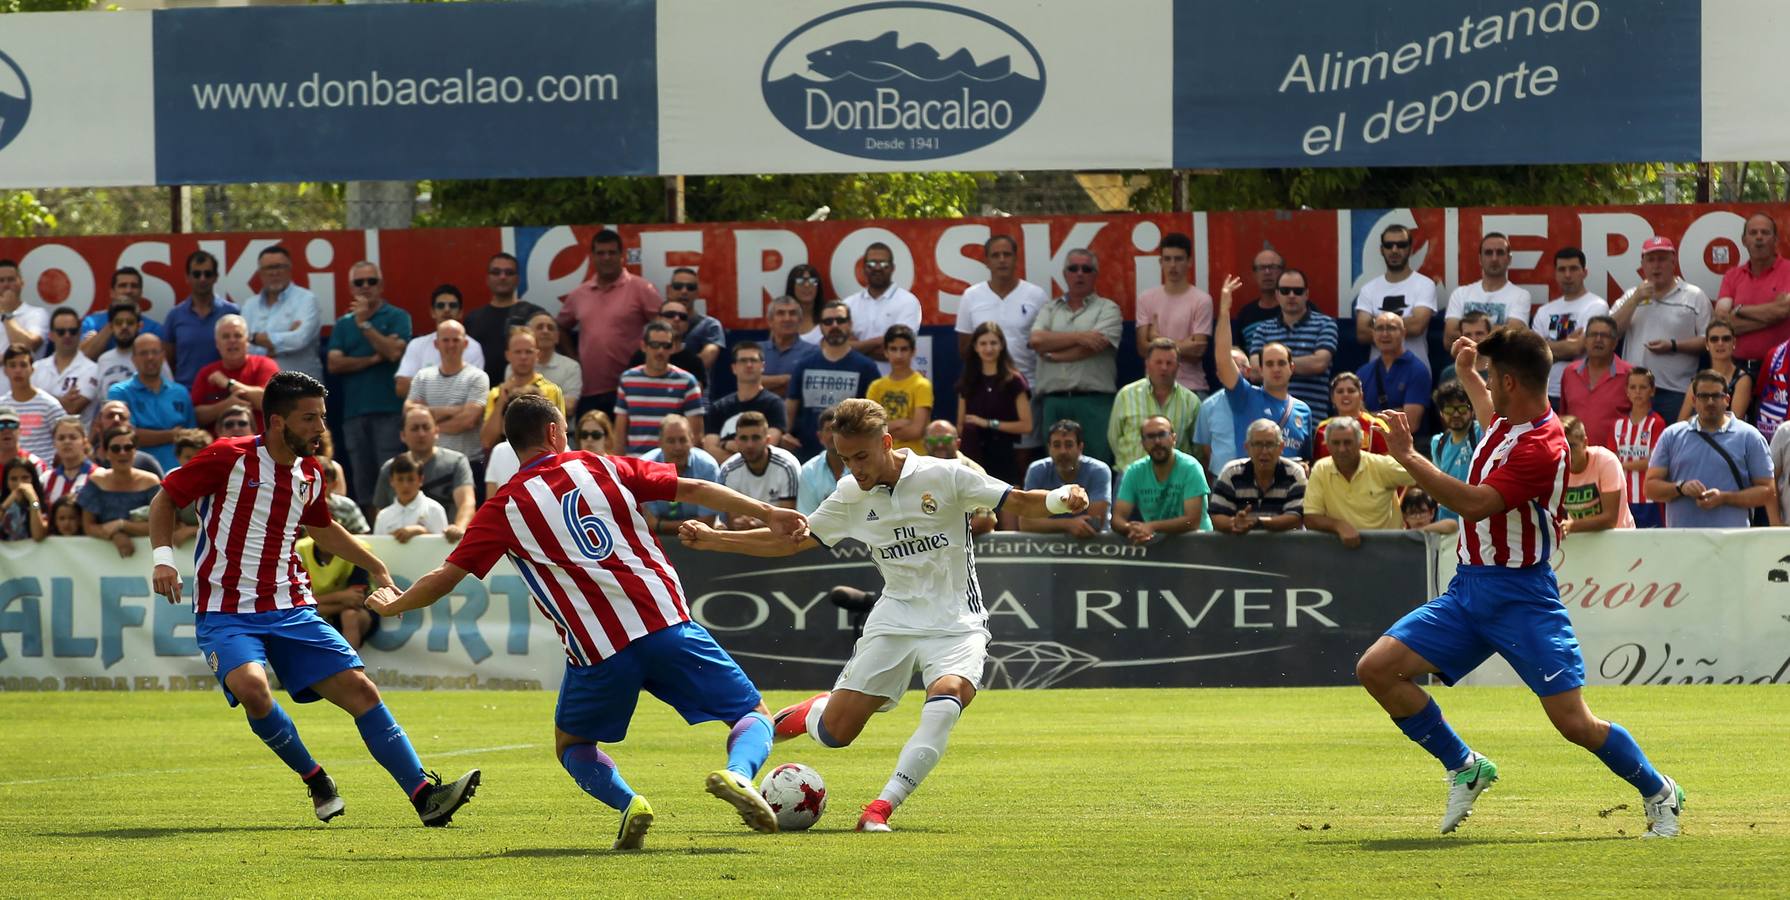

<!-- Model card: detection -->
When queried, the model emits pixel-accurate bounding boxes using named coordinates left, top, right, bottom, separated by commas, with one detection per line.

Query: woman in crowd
left=0, top=457, right=48, bottom=542
left=956, top=322, right=1032, bottom=484
left=88, top=401, right=164, bottom=475
left=47, top=496, right=84, bottom=537
left=1676, top=319, right=1751, bottom=422
left=40, top=416, right=95, bottom=506
left=1314, top=372, right=1389, bottom=460
left=787, top=264, right=829, bottom=343
left=77, top=426, right=162, bottom=557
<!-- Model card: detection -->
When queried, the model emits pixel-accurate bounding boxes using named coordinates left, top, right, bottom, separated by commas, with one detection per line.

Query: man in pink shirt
left=1558, top=314, right=1632, bottom=449
left=557, top=229, right=662, bottom=418
left=1134, top=232, right=1213, bottom=393
left=1716, top=212, right=1790, bottom=364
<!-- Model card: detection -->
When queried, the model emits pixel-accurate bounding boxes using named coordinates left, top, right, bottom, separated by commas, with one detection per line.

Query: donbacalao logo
left=761, top=1, right=1045, bottom=161
left=0, top=47, right=30, bottom=153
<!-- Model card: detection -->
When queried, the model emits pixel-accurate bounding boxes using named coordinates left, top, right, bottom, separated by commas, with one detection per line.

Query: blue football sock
left=561, top=744, right=635, bottom=811
left=353, top=703, right=428, bottom=797
left=246, top=703, right=320, bottom=778
left=725, top=712, right=773, bottom=780
left=1592, top=722, right=1666, bottom=797
left=1393, top=697, right=1472, bottom=770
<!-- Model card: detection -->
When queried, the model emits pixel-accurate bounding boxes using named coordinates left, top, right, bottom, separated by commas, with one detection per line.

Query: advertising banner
left=1442, top=530, right=1790, bottom=687
left=0, top=532, right=1432, bottom=693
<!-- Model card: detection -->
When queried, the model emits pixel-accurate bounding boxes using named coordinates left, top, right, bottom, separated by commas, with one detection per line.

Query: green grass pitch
left=1, top=686, right=1786, bottom=898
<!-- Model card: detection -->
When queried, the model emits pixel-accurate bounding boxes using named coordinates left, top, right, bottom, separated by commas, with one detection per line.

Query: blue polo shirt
left=1023, top=455, right=1112, bottom=526
left=641, top=447, right=722, bottom=520
left=1194, top=388, right=1239, bottom=474
left=80, top=311, right=164, bottom=355
left=326, top=304, right=412, bottom=419
left=108, top=375, right=194, bottom=471
left=763, top=337, right=821, bottom=384
left=1650, top=415, right=1771, bottom=528
left=163, top=296, right=240, bottom=389
left=1224, top=380, right=1314, bottom=461
left=1358, top=350, right=1432, bottom=414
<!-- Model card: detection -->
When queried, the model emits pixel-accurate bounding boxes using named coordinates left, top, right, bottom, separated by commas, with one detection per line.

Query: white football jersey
left=807, top=451, right=1011, bottom=638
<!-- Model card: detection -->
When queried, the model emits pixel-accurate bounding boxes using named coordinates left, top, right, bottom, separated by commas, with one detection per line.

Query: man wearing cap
left=1611, top=237, right=1713, bottom=421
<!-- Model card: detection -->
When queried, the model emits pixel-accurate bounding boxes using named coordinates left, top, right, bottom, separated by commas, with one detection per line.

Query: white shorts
left=833, top=631, right=989, bottom=711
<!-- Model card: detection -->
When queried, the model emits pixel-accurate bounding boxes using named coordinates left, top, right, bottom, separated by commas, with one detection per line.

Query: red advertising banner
left=1, top=204, right=1781, bottom=332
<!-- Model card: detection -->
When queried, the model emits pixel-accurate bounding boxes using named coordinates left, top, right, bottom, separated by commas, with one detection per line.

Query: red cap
left=1641, top=236, right=1676, bottom=255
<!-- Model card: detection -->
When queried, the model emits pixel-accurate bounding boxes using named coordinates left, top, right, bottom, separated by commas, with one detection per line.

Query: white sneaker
left=1641, top=776, right=1684, bottom=838
left=1440, top=753, right=1498, bottom=834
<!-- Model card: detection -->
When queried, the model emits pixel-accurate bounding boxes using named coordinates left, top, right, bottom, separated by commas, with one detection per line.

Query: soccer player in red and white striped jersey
left=371, top=394, right=803, bottom=850
left=149, top=371, right=480, bottom=827
left=1359, top=327, right=1683, bottom=838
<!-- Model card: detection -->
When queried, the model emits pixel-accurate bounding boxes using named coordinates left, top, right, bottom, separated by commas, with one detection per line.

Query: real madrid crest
left=920, top=492, right=938, bottom=515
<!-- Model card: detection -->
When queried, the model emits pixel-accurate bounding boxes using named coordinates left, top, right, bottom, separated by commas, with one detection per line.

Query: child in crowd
left=867, top=324, right=934, bottom=454
left=47, top=496, right=84, bottom=537
left=1613, top=367, right=1666, bottom=529
left=373, top=453, right=447, bottom=542
left=296, top=535, right=378, bottom=650
left=1400, top=487, right=1457, bottom=535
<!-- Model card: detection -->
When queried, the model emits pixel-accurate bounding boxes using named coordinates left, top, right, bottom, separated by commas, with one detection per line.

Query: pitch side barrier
left=4, top=528, right=1781, bottom=693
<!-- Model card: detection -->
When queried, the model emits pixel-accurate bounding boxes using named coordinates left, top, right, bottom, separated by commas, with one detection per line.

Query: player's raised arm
left=1450, top=337, right=1495, bottom=430
left=679, top=519, right=818, bottom=557
left=1381, top=409, right=1507, bottom=521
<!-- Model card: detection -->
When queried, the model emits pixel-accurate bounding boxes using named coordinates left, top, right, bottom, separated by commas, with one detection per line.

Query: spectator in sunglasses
left=1028, top=249, right=1125, bottom=463
left=327, top=260, right=413, bottom=510
left=163, top=249, right=241, bottom=389
left=625, top=297, right=710, bottom=389
left=465, top=253, right=546, bottom=385
left=1242, top=267, right=1337, bottom=419
left=842, top=243, right=921, bottom=376
left=616, top=319, right=705, bottom=456
left=31, top=307, right=99, bottom=423
left=395, top=284, right=485, bottom=399
left=77, top=425, right=164, bottom=557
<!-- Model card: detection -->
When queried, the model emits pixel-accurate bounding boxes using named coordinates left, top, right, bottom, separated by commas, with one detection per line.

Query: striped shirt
left=1242, top=311, right=1338, bottom=418
left=1107, top=377, right=1200, bottom=473
left=41, top=459, right=94, bottom=506
left=1610, top=411, right=1665, bottom=503
left=4, top=389, right=67, bottom=459
left=1208, top=457, right=1306, bottom=519
left=160, top=436, right=333, bottom=614
left=616, top=365, right=704, bottom=456
left=446, top=451, right=688, bottom=666
left=1459, top=413, right=1569, bottom=568
left=1755, top=340, right=1790, bottom=443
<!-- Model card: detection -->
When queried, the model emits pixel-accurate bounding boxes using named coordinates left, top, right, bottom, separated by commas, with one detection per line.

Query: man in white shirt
left=32, top=307, right=99, bottom=424
left=373, top=454, right=449, bottom=541
left=1445, top=232, right=1531, bottom=344
left=1531, top=246, right=1610, bottom=404
left=241, top=245, right=323, bottom=379
left=1353, top=224, right=1438, bottom=372
left=394, top=285, right=485, bottom=398
left=0, top=259, right=49, bottom=356
left=1611, top=236, right=1713, bottom=421
left=94, top=303, right=174, bottom=402
left=844, top=242, right=922, bottom=376
left=715, top=412, right=800, bottom=530
left=955, top=234, right=1047, bottom=448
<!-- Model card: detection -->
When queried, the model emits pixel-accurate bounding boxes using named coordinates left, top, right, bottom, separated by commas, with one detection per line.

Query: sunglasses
left=669, top=282, right=699, bottom=292
left=1442, top=404, right=1472, bottom=416
left=820, top=317, right=850, bottom=326
left=489, top=267, right=518, bottom=277
left=923, top=436, right=954, bottom=447
left=577, top=430, right=608, bottom=441
left=352, top=277, right=380, bottom=288
left=660, top=311, right=689, bottom=320
left=793, top=276, right=819, bottom=286
left=0, top=422, right=17, bottom=430
left=864, top=260, right=893, bottom=270
left=1381, top=240, right=1411, bottom=250
left=1277, top=286, right=1308, bottom=296
left=52, top=327, right=79, bottom=336
left=189, top=269, right=218, bottom=279
left=1707, top=334, right=1735, bottom=343
left=1065, top=264, right=1096, bottom=274
left=645, top=340, right=674, bottom=350
left=109, top=442, right=136, bottom=452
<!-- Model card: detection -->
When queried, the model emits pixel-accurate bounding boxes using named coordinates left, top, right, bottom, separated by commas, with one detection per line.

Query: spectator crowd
left=4, top=214, right=1787, bottom=563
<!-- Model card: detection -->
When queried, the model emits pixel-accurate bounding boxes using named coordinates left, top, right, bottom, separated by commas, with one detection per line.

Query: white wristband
left=1045, top=485, right=1074, bottom=515
left=152, top=545, right=175, bottom=569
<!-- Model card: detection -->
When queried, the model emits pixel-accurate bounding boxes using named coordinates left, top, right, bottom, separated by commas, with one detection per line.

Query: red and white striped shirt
left=1610, top=411, right=1665, bottom=505
left=1459, top=412, right=1569, bottom=568
left=161, top=436, right=333, bottom=614
left=41, top=459, right=93, bottom=505
left=447, top=450, right=687, bottom=666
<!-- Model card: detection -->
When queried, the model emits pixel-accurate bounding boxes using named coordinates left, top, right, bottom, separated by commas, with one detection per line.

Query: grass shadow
left=340, top=845, right=751, bottom=862
left=1338, top=834, right=1636, bottom=851
left=42, top=824, right=332, bottom=839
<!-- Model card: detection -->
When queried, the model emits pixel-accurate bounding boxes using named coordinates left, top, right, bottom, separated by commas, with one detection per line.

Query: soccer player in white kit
left=680, top=398, right=1088, bottom=832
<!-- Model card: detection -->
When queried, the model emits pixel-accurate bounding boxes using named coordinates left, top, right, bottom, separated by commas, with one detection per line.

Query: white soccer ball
left=759, top=762, right=827, bottom=831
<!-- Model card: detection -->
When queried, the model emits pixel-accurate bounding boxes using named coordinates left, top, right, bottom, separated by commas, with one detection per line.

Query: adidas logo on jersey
left=866, top=510, right=878, bottom=521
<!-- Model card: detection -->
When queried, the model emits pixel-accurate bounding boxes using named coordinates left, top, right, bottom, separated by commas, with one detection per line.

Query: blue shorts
left=555, top=621, right=762, bottom=745
left=196, top=606, right=364, bottom=708
left=1386, top=563, right=1585, bottom=696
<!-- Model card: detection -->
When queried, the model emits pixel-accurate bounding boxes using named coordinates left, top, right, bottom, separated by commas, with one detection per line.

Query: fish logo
left=0, top=48, right=30, bottom=154
left=761, top=2, right=1046, bottom=161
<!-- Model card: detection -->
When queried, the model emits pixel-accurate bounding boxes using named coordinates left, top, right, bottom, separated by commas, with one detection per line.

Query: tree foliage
left=1128, top=164, right=1660, bottom=212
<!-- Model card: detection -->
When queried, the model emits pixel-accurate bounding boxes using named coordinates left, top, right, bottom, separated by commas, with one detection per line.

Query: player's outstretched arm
left=679, top=519, right=818, bottom=557
left=675, top=478, right=810, bottom=542
left=148, top=489, right=182, bottom=605
left=1001, top=484, right=1089, bottom=521
left=368, top=562, right=470, bottom=617
left=1380, top=410, right=1507, bottom=521
left=307, top=519, right=395, bottom=590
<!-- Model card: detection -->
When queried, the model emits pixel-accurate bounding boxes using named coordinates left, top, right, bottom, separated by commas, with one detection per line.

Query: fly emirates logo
left=876, top=525, right=950, bottom=561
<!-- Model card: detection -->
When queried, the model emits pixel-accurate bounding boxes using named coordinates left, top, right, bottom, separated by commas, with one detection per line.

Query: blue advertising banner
left=150, top=0, right=659, bottom=184
left=1173, top=0, right=1701, bottom=168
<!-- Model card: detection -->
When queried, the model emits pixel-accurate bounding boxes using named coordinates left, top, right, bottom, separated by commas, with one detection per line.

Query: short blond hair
left=830, top=398, right=888, bottom=438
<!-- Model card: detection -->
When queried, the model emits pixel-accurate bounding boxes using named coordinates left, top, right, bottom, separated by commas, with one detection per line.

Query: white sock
left=804, top=695, right=834, bottom=746
left=877, top=696, right=962, bottom=809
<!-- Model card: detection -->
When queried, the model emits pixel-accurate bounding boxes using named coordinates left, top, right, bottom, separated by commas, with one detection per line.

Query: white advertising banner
left=0, top=11, right=157, bottom=189
left=1441, top=529, right=1790, bottom=687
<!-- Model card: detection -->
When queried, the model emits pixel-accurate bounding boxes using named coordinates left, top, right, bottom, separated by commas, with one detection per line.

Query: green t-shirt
left=1117, top=449, right=1211, bottom=531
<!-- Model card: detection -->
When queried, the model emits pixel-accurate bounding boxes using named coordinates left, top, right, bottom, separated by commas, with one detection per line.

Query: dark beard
left=283, top=425, right=316, bottom=457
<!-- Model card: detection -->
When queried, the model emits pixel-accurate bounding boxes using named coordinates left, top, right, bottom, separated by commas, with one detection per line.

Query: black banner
left=667, top=532, right=1432, bottom=690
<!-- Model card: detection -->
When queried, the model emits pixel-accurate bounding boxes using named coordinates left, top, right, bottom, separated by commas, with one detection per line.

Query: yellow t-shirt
left=486, top=374, right=568, bottom=419
left=1304, top=452, right=1415, bottom=530
left=867, top=371, right=935, bottom=453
